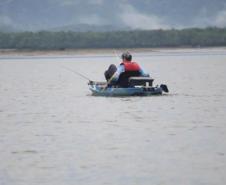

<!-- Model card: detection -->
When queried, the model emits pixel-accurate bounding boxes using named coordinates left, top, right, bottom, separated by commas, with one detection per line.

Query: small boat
left=88, top=77, right=169, bottom=96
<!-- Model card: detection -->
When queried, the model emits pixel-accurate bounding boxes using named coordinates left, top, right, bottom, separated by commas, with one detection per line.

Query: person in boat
left=104, top=51, right=150, bottom=87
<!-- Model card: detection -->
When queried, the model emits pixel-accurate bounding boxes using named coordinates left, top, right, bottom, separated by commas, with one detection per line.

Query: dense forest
left=0, top=27, right=226, bottom=50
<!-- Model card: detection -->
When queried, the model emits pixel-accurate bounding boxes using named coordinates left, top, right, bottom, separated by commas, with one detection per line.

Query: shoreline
left=0, top=47, right=225, bottom=56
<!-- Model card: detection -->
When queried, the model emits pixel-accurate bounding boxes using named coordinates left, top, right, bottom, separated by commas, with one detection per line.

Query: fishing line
left=113, top=49, right=121, bottom=60
left=61, top=66, right=91, bottom=81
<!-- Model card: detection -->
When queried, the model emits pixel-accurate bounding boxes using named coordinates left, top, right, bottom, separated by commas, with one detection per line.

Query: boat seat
left=116, top=71, right=141, bottom=87
left=129, top=77, right=154, bottom=87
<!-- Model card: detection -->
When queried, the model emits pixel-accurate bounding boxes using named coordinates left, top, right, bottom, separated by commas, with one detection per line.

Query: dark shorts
left=104, top=64, right=117, bottom=81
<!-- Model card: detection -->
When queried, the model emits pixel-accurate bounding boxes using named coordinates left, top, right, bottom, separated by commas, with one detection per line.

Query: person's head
left=121, top=52, right=132, bottom=62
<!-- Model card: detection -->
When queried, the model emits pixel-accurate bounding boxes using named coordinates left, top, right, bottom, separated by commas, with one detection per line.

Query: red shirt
left=121, top=61, right=141, bottom=71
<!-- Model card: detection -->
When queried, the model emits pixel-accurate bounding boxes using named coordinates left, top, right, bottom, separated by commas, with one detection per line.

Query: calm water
left=0, top=49, right=226, bottom=185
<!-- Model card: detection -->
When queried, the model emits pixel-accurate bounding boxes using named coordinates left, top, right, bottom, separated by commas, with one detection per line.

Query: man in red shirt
left=104, top=51, right=150, bottom=87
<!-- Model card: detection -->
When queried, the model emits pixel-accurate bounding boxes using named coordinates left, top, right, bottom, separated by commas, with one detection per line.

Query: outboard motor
left=160, top=84, right=169, bottom=93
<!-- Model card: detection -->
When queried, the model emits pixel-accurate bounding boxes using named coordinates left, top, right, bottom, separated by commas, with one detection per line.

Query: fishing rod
left=61, top=66, right=92, bottom=82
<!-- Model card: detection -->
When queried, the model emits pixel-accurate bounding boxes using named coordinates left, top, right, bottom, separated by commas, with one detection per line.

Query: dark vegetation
left=0, top=27, right=226, bottom=50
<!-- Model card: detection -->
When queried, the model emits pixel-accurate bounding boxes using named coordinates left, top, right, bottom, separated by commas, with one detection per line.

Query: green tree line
left=0, top=27, right=226, bottom=50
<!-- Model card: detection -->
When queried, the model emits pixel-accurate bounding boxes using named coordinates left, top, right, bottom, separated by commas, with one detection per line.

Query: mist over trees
left=0, top=27, right=226, bottom=50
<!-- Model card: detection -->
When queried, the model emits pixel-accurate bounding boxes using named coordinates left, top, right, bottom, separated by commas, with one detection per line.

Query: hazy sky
left=1, top=0, right=226, bottom=31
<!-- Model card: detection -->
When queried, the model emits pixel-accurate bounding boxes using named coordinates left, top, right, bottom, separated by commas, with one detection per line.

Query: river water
left=0, top=48, right=226, bottom=185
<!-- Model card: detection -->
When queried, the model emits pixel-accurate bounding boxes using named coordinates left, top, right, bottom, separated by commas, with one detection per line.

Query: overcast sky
left=1, top=0, right=226, bottom=31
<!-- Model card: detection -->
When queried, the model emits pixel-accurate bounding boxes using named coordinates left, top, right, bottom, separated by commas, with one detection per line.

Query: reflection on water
left=0, top=49, right=226, bottom=185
